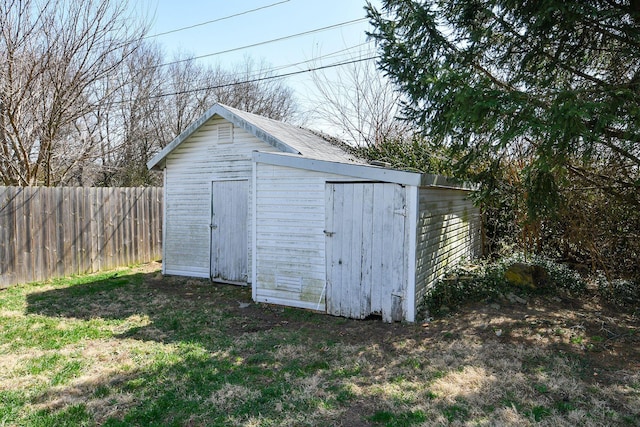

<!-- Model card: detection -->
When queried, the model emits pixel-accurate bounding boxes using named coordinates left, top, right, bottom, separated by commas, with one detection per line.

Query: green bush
left=419, top=254, right=586, bottom=318
left=596, top=274, right=639, bottom=309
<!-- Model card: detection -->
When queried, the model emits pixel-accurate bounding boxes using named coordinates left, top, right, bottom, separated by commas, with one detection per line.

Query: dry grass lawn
left=0, top=262, right=638, bottom=426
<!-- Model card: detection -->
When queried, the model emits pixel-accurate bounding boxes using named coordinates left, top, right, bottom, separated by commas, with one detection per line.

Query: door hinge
left=391, top=292, right=403, bottom=298
left=210, top=224, right=218, bottom=230
left=323, top=230, right=335, bottom=237
left=394, top=208, right=407, bottom=216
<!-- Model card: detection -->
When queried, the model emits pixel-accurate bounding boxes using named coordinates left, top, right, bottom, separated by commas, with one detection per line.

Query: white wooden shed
left=148, top=103, right=482, bottom=322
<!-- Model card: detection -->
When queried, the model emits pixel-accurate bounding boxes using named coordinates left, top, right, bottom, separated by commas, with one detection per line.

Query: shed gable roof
left=147, top=103, right=363, bottom=170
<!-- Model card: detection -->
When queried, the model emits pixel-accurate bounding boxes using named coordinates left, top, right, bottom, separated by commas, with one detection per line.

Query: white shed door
left=210, top=180, right=248, bottom=283
left=325, top=182, right=406, bottom=322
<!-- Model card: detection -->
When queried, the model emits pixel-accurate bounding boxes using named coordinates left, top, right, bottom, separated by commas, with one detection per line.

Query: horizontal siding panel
left=256, top=267, right=325, bottom=281
left=257, top=196, right=326, bottom=205
left=256, top=228, right=323, bottom=237
left=258, top=196, right=326, bottom=205
left=254, top=291, right=325, bottom=311
left=420, top=188, right=472, bottom=199
left=255, top=218, right=324, bottom=227
left=163, top=115, right=279, bottom=280
left=257, top=188, right=325, bottom=195
left=254, top=163, right=356, bottom=310
left=419, top=203, right=472, bottom=213
left=416, top=240, right=475, bottom=274
left=256, top=232, right=325, bottom=242
left=257, top=238, right=324, bottom=250
left=417, top=224, right=476, bottom=250
left=256, top=278, right=326, bottom=301
left=257, top=203, right=325, bottom=212
left=256, top=211, right=325, bottom=221
left=166, top=165, right=253, bottom=177
left=165, top=267, right=209, bottom=278
left=414, top=186, right=482, bottom=311
left=256, top=249, right=324, bottom=262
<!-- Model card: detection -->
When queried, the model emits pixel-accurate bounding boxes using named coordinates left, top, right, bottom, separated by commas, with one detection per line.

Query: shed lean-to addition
left=148, top=103, right=482, bottom=322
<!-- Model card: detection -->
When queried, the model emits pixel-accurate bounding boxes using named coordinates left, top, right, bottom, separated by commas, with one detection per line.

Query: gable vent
left=217, top=123, right=233, bottom=144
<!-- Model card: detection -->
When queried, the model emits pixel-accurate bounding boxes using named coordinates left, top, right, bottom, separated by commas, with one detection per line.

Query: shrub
left=419, top=254, right=586, bottom=318
left=596, top=273, right=639, bottom=309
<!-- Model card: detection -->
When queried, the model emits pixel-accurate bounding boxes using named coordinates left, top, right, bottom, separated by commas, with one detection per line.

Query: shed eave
left=146, top=107, right=214, bottom=170
left=252, top=151, right=423, bottom=186
left=419, top=173, right=478, bottom=191
left=146, top=103, right=300, bottom=171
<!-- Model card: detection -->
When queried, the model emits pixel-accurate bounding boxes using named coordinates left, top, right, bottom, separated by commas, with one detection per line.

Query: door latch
left=323, top=230, right=335, bottom=237
left=210, top=224, right=218, bottom=230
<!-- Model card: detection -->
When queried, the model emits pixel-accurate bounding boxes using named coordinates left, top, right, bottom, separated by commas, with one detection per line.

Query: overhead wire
left=142, top=0, right=291, bottom=39
left=113, top=2, right=382, bottom=104
left=141, top=55, right=379, bottom=101
left=147, top=17, right=369, bottom=70
left=237, top=41, right=376, bottom=80
left=107, top=41, right=378, bottom=105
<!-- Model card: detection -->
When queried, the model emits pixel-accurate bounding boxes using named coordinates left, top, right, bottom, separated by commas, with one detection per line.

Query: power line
left=243, top=41, right=375, bottom=77
left=105, top=42, right=377, bottom=106
left=148, top=17, right=369, bottom=70
left=145, top=55, right=379, bottom=100
left=143, top=0, right=291, bottom=39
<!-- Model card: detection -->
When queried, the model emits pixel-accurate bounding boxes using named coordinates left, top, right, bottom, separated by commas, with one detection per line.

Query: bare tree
left=93, top=42, right=167, bottom=186
left=211, top=57, right=299, bottom=122
left=308, top=46, right=412, bottom=146
left=0, top=0, right=147, bottom=186
left=93, top=52, right=301, bottom=186
left=0, top=1, right=301, bottom=188
left=163, top=54, right=219, bottom=138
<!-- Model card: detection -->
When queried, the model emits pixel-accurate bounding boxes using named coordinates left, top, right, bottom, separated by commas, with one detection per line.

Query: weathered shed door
left=325, top=183, right=406, bottom=322
left=210, top=180, right=248, bottom=283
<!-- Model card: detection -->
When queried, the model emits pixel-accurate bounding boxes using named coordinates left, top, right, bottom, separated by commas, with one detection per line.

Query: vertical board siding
left=414, top=187, right=482, bottom=305
left=0, top=186, right=163, bottom=288
left=210, top=180, right=249, bottom=282
left=325, top=182, right=407, bottom=322
left=163, top=117, right=279, bottom=279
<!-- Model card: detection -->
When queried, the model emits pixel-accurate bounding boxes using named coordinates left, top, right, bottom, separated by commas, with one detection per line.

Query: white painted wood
left=360, top=183, right=374, bottom=317
left=162, top=169, right=167, bottom=275
left=148, top=103, right=360, bottom=170
left=370, top=184, right=385, bottom=315
left=251, top=160, right=479, bottom=323
left=414, top=187, right=482, bottom=306
left=404, top=186, right=419, bottom=322
left=251, top=160, right=258, bottom=301
left=325, top=182, right=407, bottom=322
left=253, top=151, right=478, bottom=190
left=324, top=184, right=335, bottom=314
left=253, top=151, right=423, bottom=187
left=390, top=184, right=406, bottom=321
left=210, top=180, right=248, bottom=282
left=161, top=117, right=280, bottom=279
left=254, top=292, right=323, bottom=311
left=253, top=163, right=363, bottom=312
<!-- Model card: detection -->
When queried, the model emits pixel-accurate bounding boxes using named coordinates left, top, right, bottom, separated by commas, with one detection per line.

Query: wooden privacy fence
left=0, top=186, right=163, bottom=288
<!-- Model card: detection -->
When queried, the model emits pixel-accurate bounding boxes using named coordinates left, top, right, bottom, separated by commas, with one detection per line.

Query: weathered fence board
left=0, top=186, right=163, bottom=288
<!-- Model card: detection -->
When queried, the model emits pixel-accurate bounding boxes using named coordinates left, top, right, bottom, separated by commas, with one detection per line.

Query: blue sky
left=137, top=0, right=383, bottom=129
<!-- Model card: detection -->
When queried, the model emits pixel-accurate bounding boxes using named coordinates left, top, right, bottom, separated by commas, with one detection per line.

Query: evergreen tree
left=367, top=0, right=640, bottom=217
